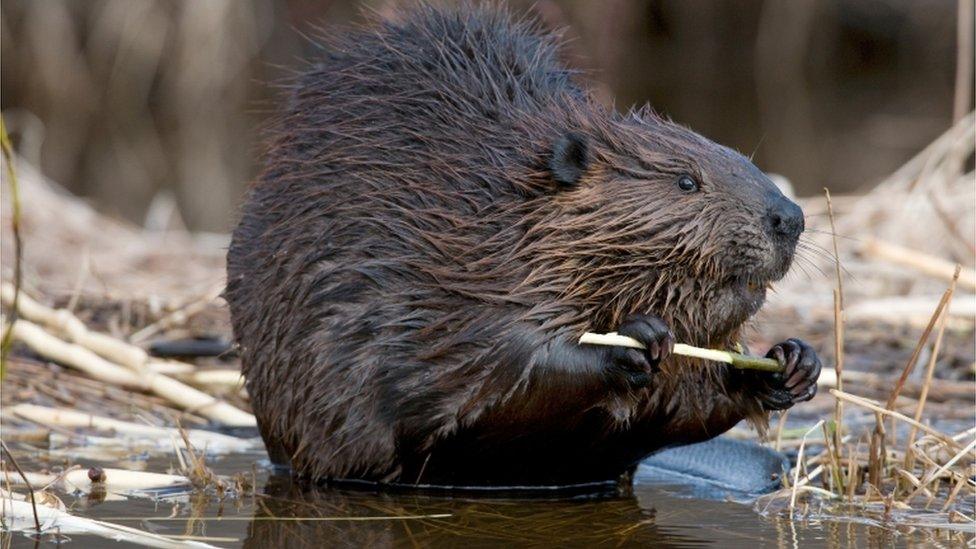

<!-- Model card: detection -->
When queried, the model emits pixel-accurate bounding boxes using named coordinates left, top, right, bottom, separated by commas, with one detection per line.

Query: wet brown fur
left=227, top=3, right=799, bottom=487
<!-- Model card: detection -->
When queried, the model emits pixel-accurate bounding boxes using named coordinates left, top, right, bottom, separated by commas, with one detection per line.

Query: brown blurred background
left=1, top=0, right=972, bottom=232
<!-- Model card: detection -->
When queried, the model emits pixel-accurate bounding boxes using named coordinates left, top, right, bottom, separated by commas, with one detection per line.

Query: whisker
left=749, top=133, right=767, bottom=162
left=793, top=252, right=829, bottom=279
left=787, top=257, right=817, bottom=282
left=799, top=244, right=859, bottom=281
left=803, top=228, right=861, bottom=242
left=798, top=239, right=842, bottom=257
left=796, top=243, right=835, bottom=261
left=795, top=244, right=856, bottom=280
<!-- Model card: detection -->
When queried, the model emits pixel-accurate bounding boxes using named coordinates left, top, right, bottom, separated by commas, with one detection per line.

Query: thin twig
left=868, top=411, right=886, bottom=488
left=1, top=440, right=39, bottom=532
left=0, top=116, right=23, bottom=377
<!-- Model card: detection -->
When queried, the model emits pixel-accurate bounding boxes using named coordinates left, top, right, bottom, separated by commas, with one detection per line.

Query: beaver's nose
left=766, top=197, right=804, bottom=241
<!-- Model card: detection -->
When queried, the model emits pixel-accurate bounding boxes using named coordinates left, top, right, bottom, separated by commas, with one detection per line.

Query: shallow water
left=5, top=448, right=966, bottom=548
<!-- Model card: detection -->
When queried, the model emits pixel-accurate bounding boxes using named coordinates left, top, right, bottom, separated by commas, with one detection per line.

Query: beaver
left=226, top=3, right=821, bottom=489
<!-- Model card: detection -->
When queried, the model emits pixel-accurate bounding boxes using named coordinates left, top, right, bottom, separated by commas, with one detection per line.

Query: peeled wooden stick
left=180, top=369, right=244, bottom=388
left=2, top=320, right=255, bottom=427
left=10, top=404, right=256, bottom=452
left=578, top=332, right=783, bottom=372
left=862, top=238, right=976, bottom=291
left=11, top=468, right=190, bottom=494
left=0, top=282, right=193, bottom=375
left=2, top=498, right=216, bottom=548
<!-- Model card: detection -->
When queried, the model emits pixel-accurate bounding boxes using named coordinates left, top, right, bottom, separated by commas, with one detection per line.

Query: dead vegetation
left=0, top=113, right=974, bottom=543
left=751, top=113, right=975, bottom=539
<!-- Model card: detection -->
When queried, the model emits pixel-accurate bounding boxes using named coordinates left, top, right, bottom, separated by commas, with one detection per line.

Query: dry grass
left=754, top=113, right=975, bottom=535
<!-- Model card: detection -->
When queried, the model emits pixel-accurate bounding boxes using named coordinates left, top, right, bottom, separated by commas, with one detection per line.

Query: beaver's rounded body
left=227, top=4, right=820, bottom=488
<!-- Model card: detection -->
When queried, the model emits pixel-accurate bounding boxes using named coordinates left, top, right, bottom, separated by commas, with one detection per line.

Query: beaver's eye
left=676, top=175, right=699, bottom=193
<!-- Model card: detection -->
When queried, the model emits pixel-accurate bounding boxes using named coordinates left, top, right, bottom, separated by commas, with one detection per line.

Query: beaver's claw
left=755, top=338, right=821, bottom=410
left=608, top=313, right=674, bottom=388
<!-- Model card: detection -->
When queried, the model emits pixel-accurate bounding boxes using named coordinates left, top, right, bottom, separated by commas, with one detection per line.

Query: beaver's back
left=226, top=5, right=588, bottom=479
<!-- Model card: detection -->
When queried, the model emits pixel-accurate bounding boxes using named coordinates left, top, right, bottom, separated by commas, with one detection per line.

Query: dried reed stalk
left=829, top=390, right=960, bottom=450
left=902, top=267, right=961, bottom=478
left=790, top=420, right=825, bottom=518
left=884, top=286, right=957, bottom=410
left=824, top=188, right=846, bottom=490
left=954, top=0, right=974, bottom=122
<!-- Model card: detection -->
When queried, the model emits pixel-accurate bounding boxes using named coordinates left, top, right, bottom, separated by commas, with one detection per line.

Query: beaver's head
left=531, top=108, right=804, bottom=344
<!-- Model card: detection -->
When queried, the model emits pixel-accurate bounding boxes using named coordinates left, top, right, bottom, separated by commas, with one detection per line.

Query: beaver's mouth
left=729, top=258, right=791, bottom=301
left=728, top=246, right=795, bottom=304
left=697, top=273, right=774, bottom=338
left=744, top=277, right=771, bottom=294
left=698, top=245, right=796, bottom=337
left=733, top=274, right=771, bottom=300
left=736, top=246, right=795, bottom=291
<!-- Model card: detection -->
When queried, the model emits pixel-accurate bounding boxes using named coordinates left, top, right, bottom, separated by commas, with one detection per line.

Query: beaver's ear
left=549, top=132, right=589, bottom=187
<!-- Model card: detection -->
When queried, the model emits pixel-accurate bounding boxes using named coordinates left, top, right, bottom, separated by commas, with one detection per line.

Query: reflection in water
left=244, top=475, right=702, bottom=547
left=6, top=451, right=924, bottom=547
left=242, top=474, right=907, bottom=548
left=0, top=455, right=929, bottom=547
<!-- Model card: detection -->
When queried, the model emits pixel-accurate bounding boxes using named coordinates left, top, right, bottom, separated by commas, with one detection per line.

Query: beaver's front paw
left=607, top=314, right=674, bottom=389
left=754, top=338, right=822, bottom=410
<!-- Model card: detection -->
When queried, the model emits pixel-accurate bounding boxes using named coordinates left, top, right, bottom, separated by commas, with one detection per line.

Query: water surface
left=5, top=449, right=946, bottom=548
